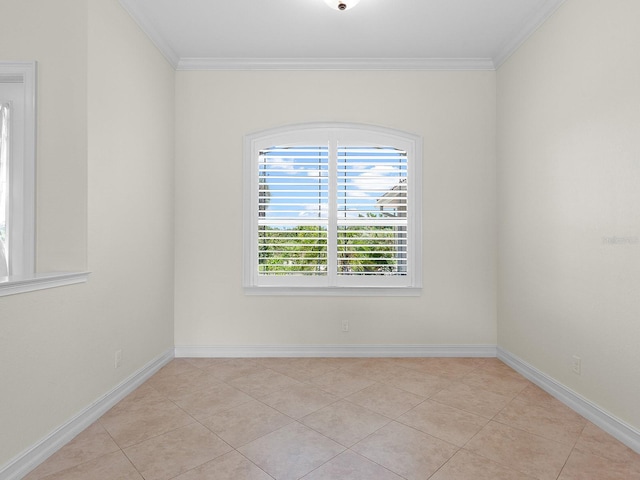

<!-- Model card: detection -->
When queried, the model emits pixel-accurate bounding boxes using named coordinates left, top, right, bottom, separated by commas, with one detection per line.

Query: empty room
left=1, top=0, right=639, bottom=479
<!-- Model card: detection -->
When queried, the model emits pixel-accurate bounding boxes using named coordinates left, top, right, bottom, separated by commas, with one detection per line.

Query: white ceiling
left=118, top=0, right=566, bottom=70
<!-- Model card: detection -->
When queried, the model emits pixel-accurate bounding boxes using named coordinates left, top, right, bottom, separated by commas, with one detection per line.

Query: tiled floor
left=24, top=357, right=640, bottom=480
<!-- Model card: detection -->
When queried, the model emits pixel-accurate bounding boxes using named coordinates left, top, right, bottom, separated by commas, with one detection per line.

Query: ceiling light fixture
left=323, top=0, right=360, bottom=11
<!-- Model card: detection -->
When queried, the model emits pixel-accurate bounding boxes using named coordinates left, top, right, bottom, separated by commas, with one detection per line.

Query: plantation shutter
left=336, top=145, right=408, bottom=277
left=257, top=146, right=329, bottom=276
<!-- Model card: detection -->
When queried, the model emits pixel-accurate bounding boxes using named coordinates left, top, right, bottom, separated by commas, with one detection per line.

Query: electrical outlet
left=571, top=355, right=581, bottom=375
left=115, top=349, right=123, bottom=369
left=341, top=319, right=349, bottom=332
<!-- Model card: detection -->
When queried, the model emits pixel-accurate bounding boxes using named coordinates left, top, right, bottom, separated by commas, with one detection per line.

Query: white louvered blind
left=337, top=146, right=407, bottom=276
left=245, top=124, right=421, bottom=292
left=258, top=146, right=329, bottom=276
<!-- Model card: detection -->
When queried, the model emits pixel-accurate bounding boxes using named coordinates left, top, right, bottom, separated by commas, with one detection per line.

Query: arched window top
left=243, top=122, right=422, bottom=296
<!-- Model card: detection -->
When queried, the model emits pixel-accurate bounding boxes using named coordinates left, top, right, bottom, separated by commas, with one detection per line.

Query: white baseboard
left=498, top=347, right=640, bottom=454
left=174, top=344, right=498, bottom=358
left=0, top=349, right=174, bottom=480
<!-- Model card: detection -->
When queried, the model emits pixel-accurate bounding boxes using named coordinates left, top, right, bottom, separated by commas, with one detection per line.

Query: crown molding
left=176, top=57, right=496, bottom=71
left=118, top=0, right=180, bottom=68
left=493, top=0, right=567, bottom=68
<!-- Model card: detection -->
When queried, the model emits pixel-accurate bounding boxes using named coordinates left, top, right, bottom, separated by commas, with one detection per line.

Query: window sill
left=0, top=271, right=90, bottom=297
left=244, top=286, right=422, bottom=297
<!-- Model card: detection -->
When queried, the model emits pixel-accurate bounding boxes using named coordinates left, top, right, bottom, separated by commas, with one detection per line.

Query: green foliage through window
left=259, top=226, right=327, bottom=275
left=258, top=216, right=406, bottom=276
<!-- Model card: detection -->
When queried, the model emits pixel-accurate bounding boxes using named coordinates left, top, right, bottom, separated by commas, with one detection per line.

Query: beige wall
left=0, top=0, right=88, bottom=271
left=174, top=71, right=497, bottom=348
left=0, top=0, right=175, bottom=467
left=497, top=0, right=640, bottom=430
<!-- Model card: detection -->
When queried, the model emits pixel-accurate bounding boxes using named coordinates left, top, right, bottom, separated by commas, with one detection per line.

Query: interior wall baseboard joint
left=497, top=347, right=640, bottom=454
left=0, top=349, right=174, bottom=480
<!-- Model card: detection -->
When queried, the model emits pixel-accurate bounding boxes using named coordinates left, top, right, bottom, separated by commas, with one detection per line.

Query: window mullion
left=327, top=134, right=338, bottom=286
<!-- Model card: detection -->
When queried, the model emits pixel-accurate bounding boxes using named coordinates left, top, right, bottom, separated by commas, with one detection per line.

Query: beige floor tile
left=28, top=450, right=142, bottom=480
left=123, top=423, right=232, bottom=480
left=261, top=364, right=324, bottom=382
left=465, top=421, right=573, bottom=480
left=382, top=368, right=449, bottom=397
left=212, top=358, right=259, bottom=367
left=429, top=449, right=537, bottom=480
left=389, top=357, right=479, bottom=379
left=258, top=358, right=339, bottom=381
left=308, top=369, right=377, bottom=397
left=312, top=357, right=370, bottom=369
left=302, top=450, right=404, bottom=480
left=430, top=381, right=512, bottom=419
left=238, top=422, right=344, bottom=480
left=558, top=448, right=640, bottom=480
left=99, top=397, right=195, bottom=448
left=346, top=382, right=425, bottom=419
left=341, top=359, right=412, bottom=382
left=173, top=451, right=273, bottom=480
left=472, top=358, right=511, bottom=369
left=574, top=422, right=640, bottom=468
left=24, top=423, right=120, bottom=480
left=26, top=357, right=640, bottom=480
left=494, top=398, right=586, bottom=445
left=153, top=359, right=202, bottom=380
left=255, top=357, right=300, bottom=367
left=301, top=400, right=390, bottom=447
left=299, top=357, right=347, bottom=376
left=173, top=382, right=253, bottom=421
left=476, top=360, right=523, bottom=378
left=398, top=399, right=487, bottom=446
left=383, top=357, right=425, bottom=369
left=107, top=384, right=167, bottom=412
left=206, top=359, right=265, bottom=382
left=261, top=383, right=339, bottom=419
left=201, top=399, right=293, bottom=447
left=145, top=368, right=222, bottom=400
left=351, top=421, right=457, bottom=480
left=460, top=369, right=530, bottom=397
left=182, top=357, right=232, bottom=369
left=513, top=383, right=559, bottom=407
left=228, top=368, right=301, bottom=398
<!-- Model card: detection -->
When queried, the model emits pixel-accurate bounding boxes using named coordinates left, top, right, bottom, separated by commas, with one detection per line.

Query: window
left=244, top=123, right=422, bottom=295
left=0, top=62, right=88, bottom=297
left=0, top=62, right=36, bottom=278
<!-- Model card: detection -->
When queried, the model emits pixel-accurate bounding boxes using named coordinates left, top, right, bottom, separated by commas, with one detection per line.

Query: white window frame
left=0, top=61, right=36, bottom=277
left=243, top=122, right=422, bottom=296
left=0, top=61, right=89, bottom=296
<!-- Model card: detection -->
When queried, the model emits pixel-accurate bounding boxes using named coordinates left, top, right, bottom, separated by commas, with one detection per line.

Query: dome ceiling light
left=323, top=0, right=361, bottom=11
